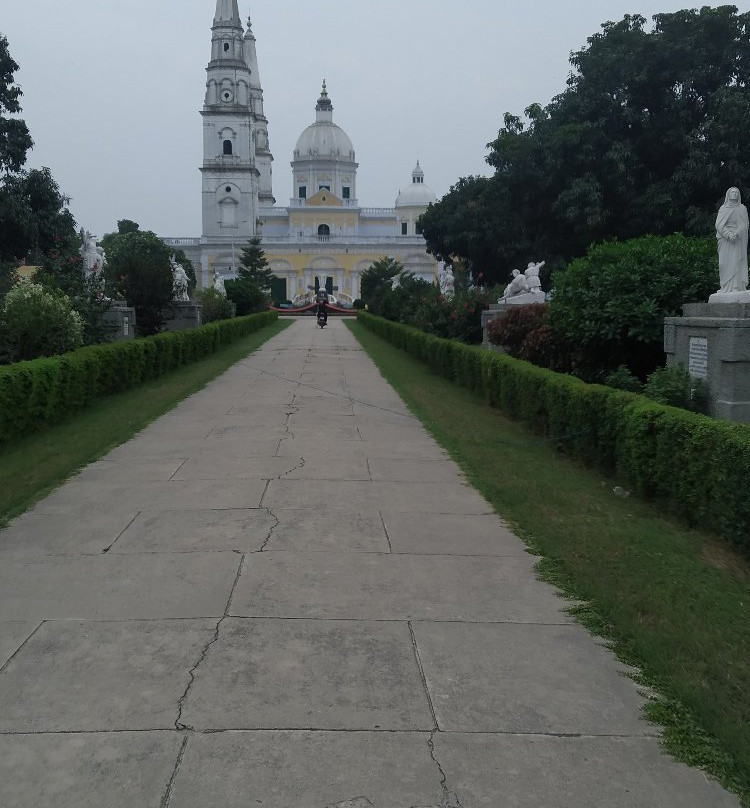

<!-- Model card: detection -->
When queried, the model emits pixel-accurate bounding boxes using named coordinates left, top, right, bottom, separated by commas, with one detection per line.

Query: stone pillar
left=665, top=302, right=750, bottom=423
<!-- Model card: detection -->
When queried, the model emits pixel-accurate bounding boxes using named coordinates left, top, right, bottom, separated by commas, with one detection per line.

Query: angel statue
left=171, top=259, right=190, bottom=302
left=213, top=269, right=226, bottom=296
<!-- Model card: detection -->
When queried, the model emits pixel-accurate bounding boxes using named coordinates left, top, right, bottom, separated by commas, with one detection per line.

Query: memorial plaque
left=689, top=336, right=709, bottom=379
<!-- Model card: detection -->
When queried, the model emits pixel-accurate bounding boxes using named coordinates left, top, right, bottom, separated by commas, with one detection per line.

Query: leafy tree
left=547, top=234, right=717, bottom=379
left=0, top=167, right=77, bottom=263
left=379, top=273, right=433, bottom=324
left=104, top=230, right=174, bottom=335
left=224, top=276, right=267, bottom=316
left=195, top=287, right=234, bottom=322
left=0, top=280, right=83, bottom=362
left=421, top=7, right=750, bottom=270
left=237, top=236, right=274, bottom=290
left=116, top=219, right=140, bottom=235
left=0, top=35, right=33, bottom=174
left=360, top=256, right=403, bottom=314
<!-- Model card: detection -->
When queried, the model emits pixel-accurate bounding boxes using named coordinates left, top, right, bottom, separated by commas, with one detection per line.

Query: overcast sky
left=3, top=1, right=747, bottom=239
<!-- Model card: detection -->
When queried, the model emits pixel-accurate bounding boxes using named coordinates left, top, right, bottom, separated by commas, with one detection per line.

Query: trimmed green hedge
left=358, top=311, right=750, bottom=556
left=0, top=311, right=277, bottom=448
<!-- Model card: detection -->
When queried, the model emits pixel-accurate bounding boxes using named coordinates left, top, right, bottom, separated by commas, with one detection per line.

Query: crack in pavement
left=160, top=734, right=188, bottom=807
left=279, top=455, right=306, bottom=480
left=257, top=508, right=280, bottom=553
left=174, top=555, right=246, bottom=731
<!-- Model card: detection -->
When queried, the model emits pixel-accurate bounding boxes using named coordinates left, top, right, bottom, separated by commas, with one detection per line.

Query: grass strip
left=0, top=319, right=291, bottom=525
left=347, top=319, right=750, bottom=806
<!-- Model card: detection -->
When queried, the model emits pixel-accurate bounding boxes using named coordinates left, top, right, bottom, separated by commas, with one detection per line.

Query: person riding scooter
left=316, top=287, right=329, bottom=326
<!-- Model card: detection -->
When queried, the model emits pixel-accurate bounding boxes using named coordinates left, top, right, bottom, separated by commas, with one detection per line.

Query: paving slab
left=230, top=552, right=568, bottom=622
left=366, top=458, right=466, bottom=484
left=280, top=437, right=448, bottom=461
left=0, top=553, right=240, bottom=620
left=173, top=455, right=304, bottom=481
left=381, top=511, right=528, bottom=556
left=31, top=478, right=267, bottom=514
left=0, top=509, right=138, bottom=556
left=112, top=508, right=276, bottom=553
left=266, top=508, right=390, bottom=553
left=263, top=479, right=491, bottom=514
left=0, top=732, right=185, bottom=808
left=169, top=731, right=440, bottom=808
left=0, top=622, right=39, bottom=668
left=73, top=458, right=187, bottom=483
left=0, top=620, right=216, bottom=731
left=104, top=436, right=282, bottom=460
left=181, top=618, right=434, bottom=731
left=413, top=621, right=648, bottom=735
left=432, top=733, right=740, bottom=808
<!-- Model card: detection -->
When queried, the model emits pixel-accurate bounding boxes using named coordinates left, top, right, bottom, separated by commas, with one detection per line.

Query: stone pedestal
left=163, top=302, right=203, bottom=332
left=101, top=304, right=136, bottom=341
left=481, top=294, right=546, bottom=349
left=664, top=302, right=750, bottom=423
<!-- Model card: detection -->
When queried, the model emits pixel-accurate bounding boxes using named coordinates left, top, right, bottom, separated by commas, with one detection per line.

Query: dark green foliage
left=116, top=220, right=139, bottom=235
left=359, top=257, right=403, bottom=314
left=103, top=230, right=175, bottom=336
left=604, top=365, right=644, bottom=393
left=0, top=35, right=33, bottom=174
left=643, top=363, right=710, bottom=414
left=0, top=167, right=78, bottom=263
left=547, top=235, right=717, bottom=379
left=195, top=287, right=235, bottom=323
left=224, top=277, right=268, bottom=316
left=357, top=311, right=750, bottom=558
left=0, top=311, right=277, bottom=448
left=238, top=237, right=274, bottom=289
left=420, top=7, right=750, bottom=274
left=486, top=304, right=547, bottom=354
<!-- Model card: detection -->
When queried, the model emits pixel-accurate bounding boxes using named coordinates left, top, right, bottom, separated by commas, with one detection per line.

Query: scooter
left=316, top=306, right=328, bottom=328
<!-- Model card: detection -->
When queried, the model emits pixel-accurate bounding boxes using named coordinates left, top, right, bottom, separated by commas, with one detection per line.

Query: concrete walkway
left=0, top=319, right=738, bottom=808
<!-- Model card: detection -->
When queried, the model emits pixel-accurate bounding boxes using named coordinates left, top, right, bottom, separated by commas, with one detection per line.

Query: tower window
left=342, top=187, right=350, bottom=199
left=225, top=186, right=232, bottom=193
left=224, top=43, right=230, bottom=52
left=318, top=224, right=330, bottom=237
left=298, top=186, right=307, bottom=199
left=401, top=222, right=408, bottom=235
left=223, top=140, right=233, bottom=156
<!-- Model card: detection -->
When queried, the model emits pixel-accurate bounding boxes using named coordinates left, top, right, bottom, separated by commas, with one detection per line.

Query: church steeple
left=213, top=0, right=242, bottom=27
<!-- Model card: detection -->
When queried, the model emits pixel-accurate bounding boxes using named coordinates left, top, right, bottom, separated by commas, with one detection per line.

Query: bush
left=0, top=311, right=277, bottom=447
left=547, top=234, right=717, bottom=379
left=357, top=311, right=750, bottom=557
left=487, top=304, right=547, bottom=354
left=1, top=280, right=84, bottom=362
left=605, top=365, right=644, bottom=393
left=643, top=364, right=710, bottom=414
left=195, top=287, right=235, bottom=323
left=224, top=277, right=268, bottom=316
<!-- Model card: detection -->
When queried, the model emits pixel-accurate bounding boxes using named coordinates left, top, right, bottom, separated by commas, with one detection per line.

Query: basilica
left=164, top=0, right=439, bottom=303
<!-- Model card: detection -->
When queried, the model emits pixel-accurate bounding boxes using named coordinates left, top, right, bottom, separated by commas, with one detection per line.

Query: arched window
left=223, top=140, right=233, bottom=156
left=318, top=224, right=330, bottom=237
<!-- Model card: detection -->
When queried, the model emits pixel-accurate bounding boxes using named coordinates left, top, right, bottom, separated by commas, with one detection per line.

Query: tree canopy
left=0, top=35, right=33, bottom=174
left=419, top=6, right=750, bottom=282
left=238, top=236, right=274, bottom=289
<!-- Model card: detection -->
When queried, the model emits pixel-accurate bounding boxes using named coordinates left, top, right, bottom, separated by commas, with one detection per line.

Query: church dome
left=396, top=161, right=436, bottom=208
left=294, top=81, right=355, bottom=160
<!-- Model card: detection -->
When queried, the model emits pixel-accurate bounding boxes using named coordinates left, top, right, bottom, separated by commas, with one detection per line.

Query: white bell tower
left=201, top=1, right=272, bottom=241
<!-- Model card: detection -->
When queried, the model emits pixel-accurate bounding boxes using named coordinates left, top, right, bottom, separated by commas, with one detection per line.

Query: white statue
left=714, top=187, right=749, bottom=296
left=213, top=269, right=226, bottom=296
left=438, top=265, right=455, bottom=298
left=524, top=261, right=545, bottom=292
left=502, top=269, right=529, bottom=300
left=171, top=259, right=190, bottom=302
left=80, top=232, right=105, bottom=278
